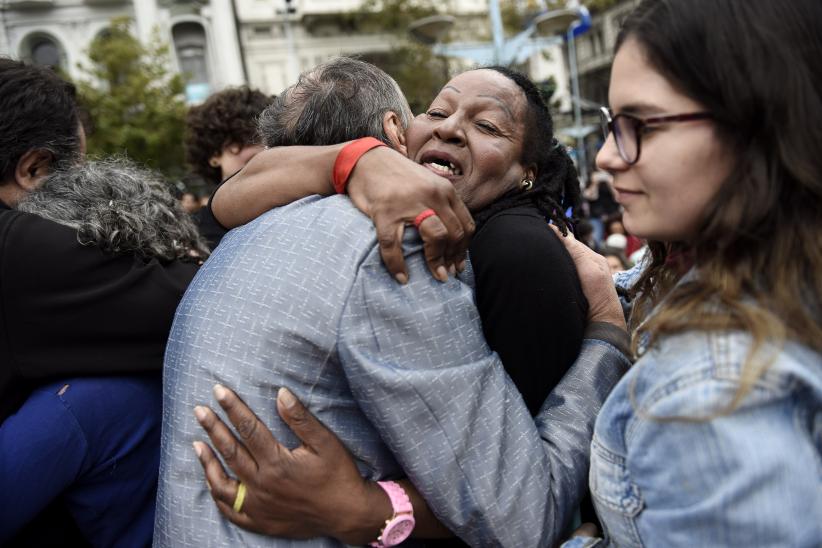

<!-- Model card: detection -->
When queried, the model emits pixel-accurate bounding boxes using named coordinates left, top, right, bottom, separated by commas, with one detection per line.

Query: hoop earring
left=520, top=178, right=534, bottom=191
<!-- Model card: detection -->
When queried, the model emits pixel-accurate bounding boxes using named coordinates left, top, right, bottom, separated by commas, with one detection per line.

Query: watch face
left=383, top=516, right=415, bottom=545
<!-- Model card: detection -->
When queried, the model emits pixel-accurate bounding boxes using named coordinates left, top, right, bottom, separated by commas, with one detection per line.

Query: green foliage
left=359, top=45, right=450, bottom=114
left=500, top=0, right=528, bottom=34
left=357, top=0, right=439, bottom=33
left=536, top=76, right=558, bottom=104
left=76, top=18, right=187, bottom=177
left=355, top=0, right=449, bottom=114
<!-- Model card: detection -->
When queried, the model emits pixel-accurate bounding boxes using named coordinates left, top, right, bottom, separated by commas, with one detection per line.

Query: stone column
left=209, top=0, right=246, bottom=86
left=133, top=0, right=159, bottom=45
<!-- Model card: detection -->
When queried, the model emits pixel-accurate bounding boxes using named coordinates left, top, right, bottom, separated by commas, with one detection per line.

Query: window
left=21, top=34, right=64, bottom=70
left=172, top=22, right=211, bottom=103
left=172, top=22, right=209, bottom=85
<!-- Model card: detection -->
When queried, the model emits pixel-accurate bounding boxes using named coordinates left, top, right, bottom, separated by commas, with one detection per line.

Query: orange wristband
left=332, top=137, right=387, bottom=194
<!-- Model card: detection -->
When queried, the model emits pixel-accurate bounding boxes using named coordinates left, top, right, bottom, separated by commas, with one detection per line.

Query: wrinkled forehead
left=439, top=70, right=527, bottom=119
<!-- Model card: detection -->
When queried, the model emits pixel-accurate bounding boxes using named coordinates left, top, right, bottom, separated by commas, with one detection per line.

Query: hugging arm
left=210, top=145, right=342, bottom=229
left=0, top=212, right=196, bottom=419
left=194, top=228, right=631, bottom=543
left=0, top=387, right=88, bottom=540
left=193, top=385, right=450, bottom=544
left=335, top=238, right=631, bottom=546
left=210, top=144, right=475, bottom=282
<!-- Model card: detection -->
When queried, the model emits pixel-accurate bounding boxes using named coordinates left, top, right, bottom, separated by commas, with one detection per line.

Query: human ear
left=524, top=165, right=537, bottom=184
left=14, top=149, right=53, bottom=193
left=382, top=111, right=408, bottom=156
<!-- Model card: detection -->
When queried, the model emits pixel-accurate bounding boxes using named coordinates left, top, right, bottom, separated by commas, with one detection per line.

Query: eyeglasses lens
left=614, top=116, right=638, bottom=164
left=599, top=109, right=611, bottom=141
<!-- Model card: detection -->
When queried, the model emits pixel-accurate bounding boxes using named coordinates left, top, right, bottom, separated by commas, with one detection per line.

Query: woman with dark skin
left=186, top=65, right=615, bottom=545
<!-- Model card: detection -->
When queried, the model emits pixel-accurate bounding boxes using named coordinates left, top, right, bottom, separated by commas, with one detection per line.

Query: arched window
left=21, top=33, right=65, bottom=70
left=172, top=22, right=211, bottom=103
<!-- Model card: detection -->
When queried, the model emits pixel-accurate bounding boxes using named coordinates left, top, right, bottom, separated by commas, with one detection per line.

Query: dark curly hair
left=0, top=57, right=81, bottom=185
left=184, top=86, right=273, bottom=185
left=471, top=66, right=582, bottom=235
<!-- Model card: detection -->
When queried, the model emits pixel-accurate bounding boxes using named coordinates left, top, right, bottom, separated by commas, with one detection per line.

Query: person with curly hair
left=184, top=86, right=273, bottom=247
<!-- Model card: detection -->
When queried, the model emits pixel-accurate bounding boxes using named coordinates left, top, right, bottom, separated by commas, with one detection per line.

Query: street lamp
left=408, top=15, right=456, bottom=45
left=538, top=5, right=593, bottom=184
left=407, top=1, right=572, bottom=66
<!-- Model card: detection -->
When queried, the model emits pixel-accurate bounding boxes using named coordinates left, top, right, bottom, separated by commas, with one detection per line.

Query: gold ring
left=233, top=482, right=247, bottom=513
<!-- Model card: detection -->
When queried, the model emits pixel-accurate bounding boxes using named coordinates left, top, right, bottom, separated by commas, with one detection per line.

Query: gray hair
left=257, top=57, right=412, bottom=147
left=17, top=157, right=209, bottom=262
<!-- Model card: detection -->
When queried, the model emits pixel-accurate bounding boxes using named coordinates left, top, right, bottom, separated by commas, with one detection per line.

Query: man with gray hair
left=258, top=58, right=411, bottom=149
left=155, top=58, right=626, bottom=546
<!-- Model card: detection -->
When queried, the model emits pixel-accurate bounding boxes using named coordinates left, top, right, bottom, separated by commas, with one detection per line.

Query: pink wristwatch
left=370, top=481, right=415, bottom=547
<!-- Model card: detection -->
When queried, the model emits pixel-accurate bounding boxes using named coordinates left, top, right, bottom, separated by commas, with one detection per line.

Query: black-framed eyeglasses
left=599, top=106, right=713, bottom=165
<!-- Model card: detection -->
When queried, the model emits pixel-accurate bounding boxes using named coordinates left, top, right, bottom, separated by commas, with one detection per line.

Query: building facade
left=0, top=0, right=573, bottom=104
left=551, top=0, right=638, bottom=176
left=0, top=0, right=245, bottom=103
left=233, top=0, right=567, bottom=97
left=573, top=0, right=638, bottom=107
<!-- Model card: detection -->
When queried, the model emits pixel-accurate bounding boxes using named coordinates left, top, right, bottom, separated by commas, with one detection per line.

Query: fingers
left=194, top=440, right=267, bottom=534
left=451, top=193, right=475, bottom=239
left=193, top=440, right=240, bottom=506
left=420, top=188, right=473, bottom=277
left=212, top=384, right=277, bottom=460
left=549, top=226, right=625, bottom=328
left=570, top=522, right=600, bottom=538
left=447, top=194, right=475, bottom=269
left=213, top=497, right=257, bottom=530
left=376, top=221, right=409, bottom=284
left=549, top=223, right=579, bottom=248
left=276, top=388, right=344, bottom=456
left=194, top=404, right=259, bottom=476
left=417, top=215, right=450, bottom=282
left=549, top=224, right=593, bottom=261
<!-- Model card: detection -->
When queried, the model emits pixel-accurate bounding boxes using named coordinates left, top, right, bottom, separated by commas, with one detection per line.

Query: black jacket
left=0, top=202, right=197, bottom=421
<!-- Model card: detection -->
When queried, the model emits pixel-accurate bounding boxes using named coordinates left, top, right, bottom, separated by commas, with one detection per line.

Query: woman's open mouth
left=420, top=151, right=463, bottom=177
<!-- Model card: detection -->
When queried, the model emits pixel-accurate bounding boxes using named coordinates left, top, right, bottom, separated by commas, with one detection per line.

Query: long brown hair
left=620, top=0, right=822, bottom=411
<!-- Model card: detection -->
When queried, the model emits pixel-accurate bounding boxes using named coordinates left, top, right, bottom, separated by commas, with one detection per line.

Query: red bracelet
left=332, top=137, right=387, bottom=194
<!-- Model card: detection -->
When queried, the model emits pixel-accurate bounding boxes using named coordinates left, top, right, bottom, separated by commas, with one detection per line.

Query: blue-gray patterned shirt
left=155, top=195, right=629, bottom=547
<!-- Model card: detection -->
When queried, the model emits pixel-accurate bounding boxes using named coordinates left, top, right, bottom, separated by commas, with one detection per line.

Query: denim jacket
left=564, top=264, right=822, bottom=547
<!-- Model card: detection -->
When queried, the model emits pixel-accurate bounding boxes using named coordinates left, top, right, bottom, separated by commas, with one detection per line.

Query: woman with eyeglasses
left=570, top=0, right=822, bottom=544
left=179, top=0, right=821, bottom=545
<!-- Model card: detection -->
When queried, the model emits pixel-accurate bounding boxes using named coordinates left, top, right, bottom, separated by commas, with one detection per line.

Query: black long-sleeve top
left=0, top=202, right=197, bottom=421
left=470, top=205, right=588, bottom=415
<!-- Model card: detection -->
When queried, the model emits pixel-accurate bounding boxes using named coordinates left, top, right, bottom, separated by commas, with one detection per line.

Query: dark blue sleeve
left=0, top=381, right=88, bottom=541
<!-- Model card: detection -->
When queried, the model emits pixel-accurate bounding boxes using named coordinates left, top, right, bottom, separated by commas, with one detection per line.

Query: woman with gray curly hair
left=17, top=157, right=209, bottom=261
left=2, top=158, right=204, bottom=545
